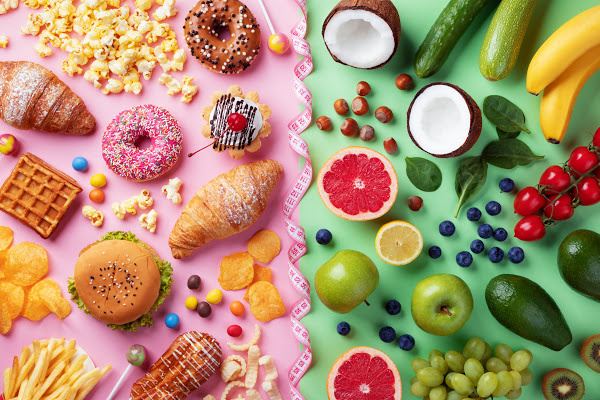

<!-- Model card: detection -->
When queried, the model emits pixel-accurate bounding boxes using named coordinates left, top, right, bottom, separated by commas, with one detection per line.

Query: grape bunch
left=410, top=337, right=533, bottom=400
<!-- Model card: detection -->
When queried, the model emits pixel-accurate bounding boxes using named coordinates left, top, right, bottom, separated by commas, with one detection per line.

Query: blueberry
left=508, top=247, right=525, bottom=264
left=456, top=251, right=473, bottom=267
left=478, top=224, right=493, bottom=239
left=439, top=221, right=456, bottom=237
left=470, top=239, right=485, bottom=254
left=486, top=201, right=502, bottom=216
left=499, top=178, right=515, bottom=192
left=337, top=322, right=351, bottom=336
left=467, top=207, right=482, bottom=222
left=428, top=246, right=442, bottom=259
left=494, top=228, right=508, bottom=242
left=316, top=229, right=332, bottom=245
left=379, top=326, right=396, bottom=343
left=489, top=247, right=504, bottom=263
left=385, top=299, right=401, bottom=315
left=398, top=334, right=415, bottom=351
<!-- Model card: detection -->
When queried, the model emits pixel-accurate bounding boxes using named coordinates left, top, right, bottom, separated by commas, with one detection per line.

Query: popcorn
left=112, top=189, right=153, bottom=219
left=82, top=205, right=104, bottom=227
left=139, top=209, right=158, bottom=233
left=136, top=59, right=155, bottom=80
left=134, top=0, right=150, bottom=11
left=102, top=78, right=124, bottom=94
left=34, top=42, right=52, bottom=57
left=161, top=177, right=182, bottom=204
left=152, top=0, right=176, bottom=21
left=170, top=48, right=185, bottom=71
left=0, top=34, right=7, bottom=48
left=158, top=73, right=181, bottom=96
left=181, top=76, right=198, bottom=103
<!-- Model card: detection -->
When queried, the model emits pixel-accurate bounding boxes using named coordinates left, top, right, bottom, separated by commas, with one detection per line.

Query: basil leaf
left=497, top=127, right=520, bottom=140
left=454, top=156, right=487, bottom=218
left=483, top=95, right=531, bottom=134
left=482, top=139, right=544, bottom=169
left=406, top=157, right=442, bottom=192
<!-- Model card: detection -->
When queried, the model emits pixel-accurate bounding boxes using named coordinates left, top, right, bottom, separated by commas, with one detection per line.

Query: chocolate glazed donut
left=184, top=0, right=261, bottom=74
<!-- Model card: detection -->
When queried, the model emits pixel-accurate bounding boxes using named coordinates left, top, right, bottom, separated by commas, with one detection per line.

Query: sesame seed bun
left=74, top=240, right=161, bottom=325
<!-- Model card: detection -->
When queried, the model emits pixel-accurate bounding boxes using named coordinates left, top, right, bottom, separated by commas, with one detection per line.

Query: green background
left=299, top=0, right=600, bottom=398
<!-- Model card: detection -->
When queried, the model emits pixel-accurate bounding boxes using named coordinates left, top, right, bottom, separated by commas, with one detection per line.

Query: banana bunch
left=527, top=5, right=600, bottom=144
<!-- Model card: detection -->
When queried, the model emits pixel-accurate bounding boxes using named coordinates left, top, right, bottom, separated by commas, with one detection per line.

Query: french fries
left=2, top=338, right=111, bottom=400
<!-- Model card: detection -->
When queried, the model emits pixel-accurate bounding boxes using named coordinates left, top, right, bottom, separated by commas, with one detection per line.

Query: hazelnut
left=395, top=73, right=414, bottom=90
left=334, top=99, right=349, bottom=115
left=375, top=106, right=393, bottom=123
left=340, top=118, right=359, bottom=137
left=316, top=116, right=332, bottom=130
left=407, top=196, right=423, bottom=212
left=383, top=137, right=398, bottom=155
left=359, top=125, right=375, bottom=142
left=351, top=97, right=369, bottom=116
left=356, top=81, right=371, bottom=96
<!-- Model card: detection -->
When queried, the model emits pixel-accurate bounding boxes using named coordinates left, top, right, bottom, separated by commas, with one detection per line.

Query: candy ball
left=197, top=301, right=212, bottom=318
left=268, top=33, right=290, bottom=55
left=187, top=275, right=201, bottom=290
left=206, top=289, right=223, bottom=304
left=89, top=189, right=105, bottom=203
left=185, top=296, right=198, bottom=310
left=165, top=313, right=179, bottom=328
left=0, top=134, right=19, bottom=156
left=227, top=325, right=243, bottom=337
left=230, top=301, right=245, bottom=317
left=126, top=344, right=147, bottom=366
left=72, top=157, right=88, bottom=172
left=90, top=173, right=107, bottom=188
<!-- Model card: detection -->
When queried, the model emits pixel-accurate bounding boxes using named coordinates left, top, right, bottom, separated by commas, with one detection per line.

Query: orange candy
left=89, top=189, right=105, bottom=203
left=230, top=301, right=245, bottom=317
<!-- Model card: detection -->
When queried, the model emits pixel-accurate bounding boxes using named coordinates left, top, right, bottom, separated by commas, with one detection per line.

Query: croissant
left=0, top=61, right=95, bottom=135
left=169, top=159, right=282, bottom=259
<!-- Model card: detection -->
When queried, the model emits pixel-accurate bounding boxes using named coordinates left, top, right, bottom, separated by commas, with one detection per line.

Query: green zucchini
left=414, top=0, right=491, bottom=78
left=480, top=0, right=539, bottom=81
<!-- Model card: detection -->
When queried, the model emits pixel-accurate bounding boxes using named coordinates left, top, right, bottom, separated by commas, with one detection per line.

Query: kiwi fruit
left=542, top=368, right=585, bottom=400
left=581, top=334, right=600, bottom=373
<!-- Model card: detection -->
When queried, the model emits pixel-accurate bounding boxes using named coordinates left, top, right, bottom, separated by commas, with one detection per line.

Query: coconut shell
left=322, top=0, right=401, bottom=69
left=407, top=82, right=482, bottom=158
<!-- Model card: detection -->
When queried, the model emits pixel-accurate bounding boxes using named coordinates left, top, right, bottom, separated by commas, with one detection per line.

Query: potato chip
left=243, top=265, right=272, bottom=302
left=5, top=242, right=48, bottom=286
left=262, top=380, right=282, bottom=400
left=247, top=230, right=280, bottom=264
left=245, top=345, right=260, bottom=389
left=247, top=282, right=285, bottom=322
left=0, top=226, right=13, bottom=250
left=218, top=252, right=254, bottom=291
left=21, top=287, right=51, bottom=321
left=258, top=356, right=278, bottom=381
left=0, top=249, right=7, bottom=279
left=27, top=279, right=71, bottom=321
left=0, top=281, right=25, bottom=334
left=228, top=324, right=261, bottom=352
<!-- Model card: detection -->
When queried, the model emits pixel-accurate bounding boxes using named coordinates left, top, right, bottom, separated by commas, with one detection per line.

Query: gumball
left=89, top=189, right=105, bottom=203
left=206, top=289, right=223, bottom=304
left=227, top=325, right=243, bottom=337
left=185, top=296, right=198, bottom=310
left=165, top=313, right=179, bottom=328
left=268, top=33, right=290, bottom=55
left=0, top=134, right=19, bottom=156
left=126, top=344, right=147, bottom=366
left=197, top=302, right=212, bottom=318
left=90, top=173, right=107, bottom=188
left=230, top=301, right=245, bottom=316
left=72, top=157, right=89, bottom=172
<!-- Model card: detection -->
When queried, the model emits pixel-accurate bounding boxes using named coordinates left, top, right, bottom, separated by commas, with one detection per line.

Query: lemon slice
left=375, top=221, right=423, bottom=265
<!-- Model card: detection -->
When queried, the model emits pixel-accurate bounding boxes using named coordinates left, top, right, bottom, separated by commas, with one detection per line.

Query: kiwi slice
left=542, top=368, right=585, bottom=400
left=581, top=334, right=600, bottom=373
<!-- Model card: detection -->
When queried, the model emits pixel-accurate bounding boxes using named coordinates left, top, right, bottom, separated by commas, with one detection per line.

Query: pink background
left=0, top=1, right=300, bottom=399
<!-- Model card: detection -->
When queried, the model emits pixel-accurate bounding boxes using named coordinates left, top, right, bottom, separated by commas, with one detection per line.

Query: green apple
left=315, top=249, right=379, bottom=313
left=411, top=273, right=473, bottom=336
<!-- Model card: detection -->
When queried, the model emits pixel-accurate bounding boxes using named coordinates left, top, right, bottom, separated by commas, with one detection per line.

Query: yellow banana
left=540, top=44, right=600, bottom=144
left=527, top=5, right=600, bottom=95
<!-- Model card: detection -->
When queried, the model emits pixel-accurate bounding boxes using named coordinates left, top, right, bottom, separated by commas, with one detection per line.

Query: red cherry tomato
left=568, top=146, right=599, bottom=178
left=514, top=186, right=545, bottom=216
left=596, top=167, right=600, bottom=180
left=515, top=215, right=546, bottom=242
left=227, top=325, right=243, bottom=337
left=227, top=113, right=247, bottom=132
left=539, top=165, right=571, bottom=193
left=544, top=194, right=574, bottom=220
left=576, top=177, right=600, bottom=206
left=593, top=126, right=600, bottom=148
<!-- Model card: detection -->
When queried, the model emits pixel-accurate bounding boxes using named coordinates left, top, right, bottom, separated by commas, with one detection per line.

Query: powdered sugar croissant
left=169, top=159, right=282, bottom=259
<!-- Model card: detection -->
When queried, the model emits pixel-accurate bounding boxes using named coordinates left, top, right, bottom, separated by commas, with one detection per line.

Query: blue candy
left=398, top=334, right=415, bottom=351
left=72, top=157, right=88, bottom=172
left=165, top=313, right=180, bottom=328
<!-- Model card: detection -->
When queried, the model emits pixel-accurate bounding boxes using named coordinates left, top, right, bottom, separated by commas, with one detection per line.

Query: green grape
left=494, top=343, right=514, bottom=364
left=463, top=338, right=485, bottom=360
left=429, top=385, right=447, bottom=400
left=446, top=391, right=462, bottom=400
left=476, top=372, right=498, bottom=398
left=429, top=349, right=444, bottom=361
left=450, top=373, right=474, bottom=396
left=510, top=350, right=533, bottom=372
left=464, top=358, right=484, bottom=385
left=486, top=357, right=508, bottom=373
left=412, top=358, right=431, bottom=372
left=505, top=387, right=523, bottom=399
left=445, top=372, right=457, bottom=389
left=509, top=370, right=522, bottom=391
left=430, top=355, right=448, bottom=375
left=417, top=367, right=445, bottom=387
left=491, top=370, right=513, bottom=397
left=411, top=381, right=432, bottom=397
left=520, top=368, right=533, bottom=386
left=445, top=350, right=466, bottom=373
left=411, top=376, right=420, bottom=385
left=481, top=342, right=492, bottom=365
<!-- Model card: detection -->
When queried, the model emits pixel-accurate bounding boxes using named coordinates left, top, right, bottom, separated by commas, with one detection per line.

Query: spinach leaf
left=406, top=157, right=442, bottom=192
left=482, top=139, right=544, bottom=169
left=483, top=95, right=531, bottom=134
left=455, top=156, right=487, bottom=218
left=497, top=127, right=520, bottom=140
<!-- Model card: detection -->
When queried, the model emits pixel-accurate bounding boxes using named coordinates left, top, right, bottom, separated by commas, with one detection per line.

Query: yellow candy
left=185, top=296, right=198, bottom=310
left=206, top=289, right=223, bottom=304
left=90, top=173, right=107, bottom=188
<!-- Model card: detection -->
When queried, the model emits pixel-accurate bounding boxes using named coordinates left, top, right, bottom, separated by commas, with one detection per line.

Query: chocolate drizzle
left=209, top=94, right=259, bottom=151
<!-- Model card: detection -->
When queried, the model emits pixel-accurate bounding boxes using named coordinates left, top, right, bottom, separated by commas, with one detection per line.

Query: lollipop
left=0, top=133, right=19, bottom=156
left=106, top=344, right=147, bottom=400
left=257, top=0, right=290, bottom=55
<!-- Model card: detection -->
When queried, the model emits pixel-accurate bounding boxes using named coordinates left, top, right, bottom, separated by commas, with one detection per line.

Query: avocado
left=485, top=274, right=572, bottom=351
left=558, top=229, right=600, bottom=302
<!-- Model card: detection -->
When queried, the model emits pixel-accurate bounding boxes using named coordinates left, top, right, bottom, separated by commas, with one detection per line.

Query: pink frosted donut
left=102, top=105, right=182, bottom=182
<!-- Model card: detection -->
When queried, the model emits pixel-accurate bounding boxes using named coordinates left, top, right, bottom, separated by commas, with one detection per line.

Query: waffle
left=0, top=153, right=82, bottom=238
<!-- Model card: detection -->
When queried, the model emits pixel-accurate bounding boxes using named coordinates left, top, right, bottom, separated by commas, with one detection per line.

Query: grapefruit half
left=317, top=147, right=398, bottom=221
left=327, top=346, right=402, bottom=400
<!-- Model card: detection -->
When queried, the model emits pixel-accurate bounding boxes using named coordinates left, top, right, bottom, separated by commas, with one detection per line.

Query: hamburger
left=68, top=231, right=173, bottom=332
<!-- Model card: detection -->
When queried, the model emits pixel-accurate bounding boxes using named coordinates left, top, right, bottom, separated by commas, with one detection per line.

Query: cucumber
left=480, top=0, right=539, bottom=81
left=414, top=0, right=491, bottom=78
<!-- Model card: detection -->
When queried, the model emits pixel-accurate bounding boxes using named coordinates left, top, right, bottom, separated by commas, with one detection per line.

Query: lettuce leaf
left=68, top=231, right=173, bottom=333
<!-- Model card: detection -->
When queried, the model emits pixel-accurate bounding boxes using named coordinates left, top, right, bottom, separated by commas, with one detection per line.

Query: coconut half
left=407, top=83, right=482, bottom=158
left=322, top=0, right=401, bottom=69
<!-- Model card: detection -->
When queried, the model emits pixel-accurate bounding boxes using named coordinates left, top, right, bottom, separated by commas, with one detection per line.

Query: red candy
left=227, top=325, right=243, bottom=337
left=227, top=113, right=247, bottom=132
